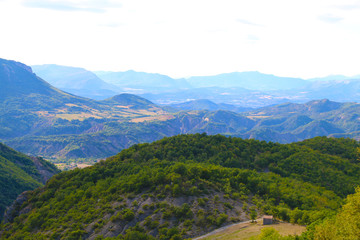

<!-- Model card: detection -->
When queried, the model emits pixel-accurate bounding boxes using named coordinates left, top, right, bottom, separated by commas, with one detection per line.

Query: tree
left=250, top=207, right=257, bottom=222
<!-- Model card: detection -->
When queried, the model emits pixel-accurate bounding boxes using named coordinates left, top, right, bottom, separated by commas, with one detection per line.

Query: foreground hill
left=0, top=142, right=59, bottom=217
left=310, top=187, right=360, bottom=239
left=1, top=134, right=359, bottom=239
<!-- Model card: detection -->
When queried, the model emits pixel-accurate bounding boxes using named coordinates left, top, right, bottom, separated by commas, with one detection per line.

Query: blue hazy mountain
left=169, top=99, right=253, bottom=112
left=4, top=57, right=360, bottom=161
left=95, top=70, right=191, bottom=93
left=186, top=71, right=308, bottom=90
left=284, top=79, right=360, bottom=103
left=30, top=65, right=360, bottom=107
left=0, top=59, right=66, bottom=102
left=32, top=64, right=120, bottom=100
left=140, top=87, right=291, bottom=108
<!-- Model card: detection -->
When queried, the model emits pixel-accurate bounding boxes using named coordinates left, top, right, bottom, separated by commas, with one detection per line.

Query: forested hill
left=1, top=134, right=359, bottom=239
left=0, top=142, right=60, bottom=217
left=310, top=186, right=360, bottom=239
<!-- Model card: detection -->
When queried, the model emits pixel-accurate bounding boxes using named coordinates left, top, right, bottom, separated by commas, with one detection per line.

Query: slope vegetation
left=1, top=134, right=359, bottom=239
left=0, top=142, right=59, bottom=217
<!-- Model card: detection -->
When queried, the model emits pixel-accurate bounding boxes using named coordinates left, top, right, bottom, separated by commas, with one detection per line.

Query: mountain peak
left=0, top=59, right=60, bottom=101
left=0, top=58, right=33, bottom=74
left=305, top=99, right=342, bottom=113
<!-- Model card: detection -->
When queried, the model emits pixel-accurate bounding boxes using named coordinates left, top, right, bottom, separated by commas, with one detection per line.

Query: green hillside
left=0, top=142, right=60, bottom=217
left=1, top=134, right=359, bottom=239
left=310, top=186, right=360, bottom=239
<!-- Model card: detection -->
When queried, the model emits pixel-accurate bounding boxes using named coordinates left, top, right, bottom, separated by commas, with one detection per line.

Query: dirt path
left=192, top=219, right=257, bottom=240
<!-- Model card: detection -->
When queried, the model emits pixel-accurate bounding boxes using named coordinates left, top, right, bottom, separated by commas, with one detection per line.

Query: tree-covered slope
left=0, top=142, right=60, bottom=218
left=243, top=99, right=360, bottom=142
left=1, top=134, right=359, bottom=239
left=311, top=186, right=360, bottom=239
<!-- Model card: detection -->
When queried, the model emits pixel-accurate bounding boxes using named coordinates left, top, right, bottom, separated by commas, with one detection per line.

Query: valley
left=2, top=58, right=360, bottom=167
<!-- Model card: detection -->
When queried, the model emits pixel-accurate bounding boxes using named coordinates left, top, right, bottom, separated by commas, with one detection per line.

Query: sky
left=0, top=0, right=360, bottom=79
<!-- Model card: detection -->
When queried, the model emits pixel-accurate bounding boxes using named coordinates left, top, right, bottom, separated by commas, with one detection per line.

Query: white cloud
left=318, top=14, right=344, bottom=23
left=22, top=0, right=122, bottom=12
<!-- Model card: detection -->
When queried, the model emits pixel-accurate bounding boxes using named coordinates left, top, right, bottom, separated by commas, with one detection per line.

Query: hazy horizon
left=1, top=0, right=360, bottom=79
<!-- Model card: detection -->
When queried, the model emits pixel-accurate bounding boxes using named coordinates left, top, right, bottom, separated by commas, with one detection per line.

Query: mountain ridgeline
left=2, top=58, right=360, bottom=161
left=31, top=65, right=120, bottom=100
left=5, top=97, right=360, bottom=160
left=1, top=134, right=360, bottom=239
left=94, top=70, right=191, bottom=93
left=168, top=99, right=253, bottom=113
left=31, top=64, right=360, bottom=108
left=185, top=71, right=307, bottom=90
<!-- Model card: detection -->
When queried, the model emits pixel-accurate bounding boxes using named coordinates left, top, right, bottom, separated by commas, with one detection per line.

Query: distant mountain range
left=168, top=99, right=253, bottom=113
left=32, top=64, right=119, bottom=100
left=32, top=64, right=360, bottom=108
left=0, top=58, right=170, bottom=158
left=94, top=70, right=190, bottom=93
left=307, top=74, right=360, bottom=81
left=185, top=71, right=307, bottom=90
left=1, top=58, right=359, bottom=160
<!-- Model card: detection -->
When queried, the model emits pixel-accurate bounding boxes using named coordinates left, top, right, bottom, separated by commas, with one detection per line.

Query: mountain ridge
left=32, top=63, right=360, bottom=107
left=32, top=64, right=120, bottom=100
left=2, top=58, right=360, bottom=161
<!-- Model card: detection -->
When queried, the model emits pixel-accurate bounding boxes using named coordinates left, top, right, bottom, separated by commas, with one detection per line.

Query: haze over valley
left=32, top=64, right=360, bottom=108
left=1, top=58, right=360, bottom=166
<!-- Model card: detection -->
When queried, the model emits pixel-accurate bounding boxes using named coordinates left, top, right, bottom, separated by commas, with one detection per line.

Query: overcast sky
left=0, top=0, right=359, bottom=79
